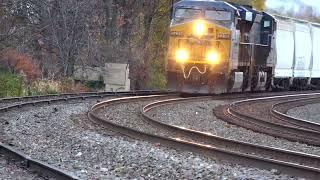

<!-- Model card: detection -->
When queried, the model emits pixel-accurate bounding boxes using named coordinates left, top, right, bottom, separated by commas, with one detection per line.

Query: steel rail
left=218, top=93, right=320, bottom=146
left=0, top=90, right=175, bottom=113
left=0, top=90, right=175, bottom=180
left=2, top=90, right=319, bottom=179
left=0, top=90, right=172, bottom=104
left=141, top=98, right=320, bottom=172
left=88, top=95, right=320, bottom=180
left=3, top=89, right=317, bottom=107
left=226, top=106, right=320, bottom=145
left=271, top=97, right=320, bottom=132
left=234, top=95, right=320, bottom=132
left=0, top=143, right=78, bottom=180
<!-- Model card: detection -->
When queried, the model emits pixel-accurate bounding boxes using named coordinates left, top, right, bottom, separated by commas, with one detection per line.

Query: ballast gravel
left=0, top=98, right=303, bottom=179
left=150, top=100, right=320, bottom=156
left=0, top=154, right=44, bottom=180
left=287, top=103, right=320, bottom=123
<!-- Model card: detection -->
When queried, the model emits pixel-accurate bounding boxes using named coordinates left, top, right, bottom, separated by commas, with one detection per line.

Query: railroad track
left=3, top=90, right=320, bottom=179
left=271, top=96, right=320, bottom=132
left=0, top=90, right=172, bottom=109
left=0, top=90, right=174, bottom=180
left=215, top=93, right=320, bottom=146
left=88, top=93, right=320, bottom=180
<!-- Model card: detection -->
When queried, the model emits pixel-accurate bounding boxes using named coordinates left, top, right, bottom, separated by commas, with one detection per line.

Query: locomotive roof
left=174, top=1, right=262, bottom=17
left=174, top=0, right=236, bottom=11
left=174, top=0, right=265, bottom=21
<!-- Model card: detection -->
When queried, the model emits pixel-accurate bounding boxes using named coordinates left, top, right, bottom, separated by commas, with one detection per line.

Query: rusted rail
left=271, top=97, right=320, bottom=132
left=0, top=90, right=174, bottom=180
left=215, top=93, right=320, bottom=146
left=88, top=94, right=320, bottom=180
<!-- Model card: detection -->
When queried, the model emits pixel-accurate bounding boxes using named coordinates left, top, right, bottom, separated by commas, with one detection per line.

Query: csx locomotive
left=167, top=0, right=320, bottom=94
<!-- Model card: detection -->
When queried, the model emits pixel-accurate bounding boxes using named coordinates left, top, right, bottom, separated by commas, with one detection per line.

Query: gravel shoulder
left=0, top=98, right=302, bottom=179
left=150, top=100, right=320, bottom=156
left=287, top=103, right=320, bottom=123
left=0, top=154, right=45, bottom=180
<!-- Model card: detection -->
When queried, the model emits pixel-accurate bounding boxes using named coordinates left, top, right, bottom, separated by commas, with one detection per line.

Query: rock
left=271, top=169, right=281, bottom=175
left=53, top=107, right=59, bottom=113
left=100, top=168, right=108, bottom=172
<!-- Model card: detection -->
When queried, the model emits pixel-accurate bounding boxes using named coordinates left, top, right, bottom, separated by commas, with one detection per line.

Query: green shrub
left=148, top=59, right=167, bottom=89
left=85, top=81, right=104, bottom=90
left=28, top=80, right=61, bottom=96
left=0, top=70, right=91, bottom=98
left=0, top=71, right=25, bottom=98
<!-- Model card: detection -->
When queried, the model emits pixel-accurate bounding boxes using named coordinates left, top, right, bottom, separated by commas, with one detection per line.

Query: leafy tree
left=252, top=0, right=266, bottom=11
left=0, top=0, right=270, bottom=91
left=0, top=49, right=40, bottom=80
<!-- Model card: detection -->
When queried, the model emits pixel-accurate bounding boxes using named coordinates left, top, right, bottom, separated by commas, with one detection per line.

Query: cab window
left=205, top=10, right=232, bottom=21
left=175, top=8, right=202, bottom=19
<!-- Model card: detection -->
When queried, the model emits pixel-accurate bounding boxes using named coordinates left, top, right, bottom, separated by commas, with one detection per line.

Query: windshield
left=175, top=8, right=202, bottom=19
left=173, top=8, right=202, bottom=25
left=172, top=8, right=233, bottom=28
left=205, top=10, right=233, bottom=28
left=205, top=10, right=232, bottom=21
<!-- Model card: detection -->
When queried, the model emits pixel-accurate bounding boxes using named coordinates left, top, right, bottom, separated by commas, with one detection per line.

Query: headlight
left=207, top=51, right=220, bottom=65
left=175, top=49, right=189, bottom=63
left=194, top=20, right=206, bottom=37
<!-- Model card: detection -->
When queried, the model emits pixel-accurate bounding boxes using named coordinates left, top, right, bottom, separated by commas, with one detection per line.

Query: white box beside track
left=104, top=63, right=130, bottom=92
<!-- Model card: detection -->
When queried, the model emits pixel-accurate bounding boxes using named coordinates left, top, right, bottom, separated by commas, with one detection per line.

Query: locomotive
left=166, top=0, right=320, bottom=94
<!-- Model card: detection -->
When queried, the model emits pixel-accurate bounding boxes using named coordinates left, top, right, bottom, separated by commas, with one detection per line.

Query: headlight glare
left=194, top=20, right=206, bottom=37
left=207, top=51, right=220, bottom=65
left=175, top=49, right=189, bottom=63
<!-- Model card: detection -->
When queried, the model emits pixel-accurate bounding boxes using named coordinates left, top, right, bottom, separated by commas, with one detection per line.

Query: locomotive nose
left=174, top=48, right=221, bottom=66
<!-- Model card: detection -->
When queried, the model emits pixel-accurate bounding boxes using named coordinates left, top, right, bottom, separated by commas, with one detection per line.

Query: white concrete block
left=104, top=63, right=129, bottom=85
left=104, top=63, right=130, bottom=91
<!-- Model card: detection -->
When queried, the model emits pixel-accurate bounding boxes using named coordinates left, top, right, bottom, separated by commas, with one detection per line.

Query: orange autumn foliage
left=0, top=49, right=41, bottom=80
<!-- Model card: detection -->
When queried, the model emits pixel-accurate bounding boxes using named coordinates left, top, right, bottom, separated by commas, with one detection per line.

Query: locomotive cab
left=167, top=0, right=237, bottom=94
left=167, top=0, right=276, bottom=94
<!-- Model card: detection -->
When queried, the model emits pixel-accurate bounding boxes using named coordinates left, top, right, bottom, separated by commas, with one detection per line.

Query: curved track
left=88, top=93, right=320, bottom=180
left=215, top=93, right=320, bottom=146
left=271, top=97, right=320, bottom=132
left=0, top=90, right=173, bottom=180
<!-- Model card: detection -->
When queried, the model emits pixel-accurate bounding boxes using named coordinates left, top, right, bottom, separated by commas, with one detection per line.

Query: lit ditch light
left=207, top=51, right=220, bottom=65
left=175, top=49, right=189, bottom=64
